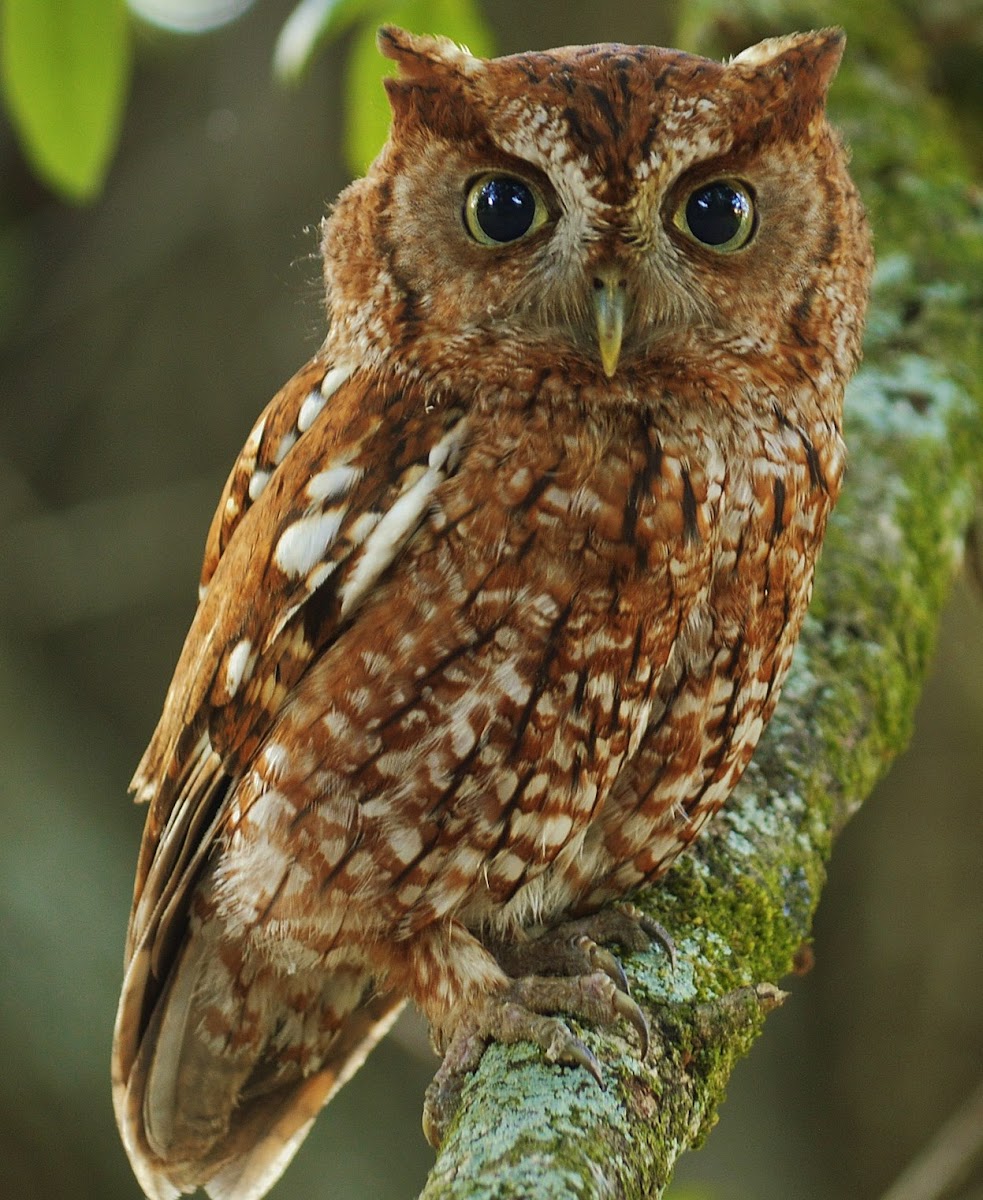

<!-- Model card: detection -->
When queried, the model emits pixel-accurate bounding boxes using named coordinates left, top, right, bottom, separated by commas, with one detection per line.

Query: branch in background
left=878, top=1078, right=983, bottom=1200
left=418, top=1, right=983, bottom=1196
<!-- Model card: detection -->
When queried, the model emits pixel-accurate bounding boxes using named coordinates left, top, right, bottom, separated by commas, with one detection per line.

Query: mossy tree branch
left=418, top=2, right=983, bottom=1196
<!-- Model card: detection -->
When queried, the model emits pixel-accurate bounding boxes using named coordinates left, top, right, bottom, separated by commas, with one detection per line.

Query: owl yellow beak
left=592, top=270, right=626, bottom=377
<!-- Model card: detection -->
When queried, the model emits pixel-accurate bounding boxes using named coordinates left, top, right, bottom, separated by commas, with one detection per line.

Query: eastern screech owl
left=113, top=25, right=872, bottom=1200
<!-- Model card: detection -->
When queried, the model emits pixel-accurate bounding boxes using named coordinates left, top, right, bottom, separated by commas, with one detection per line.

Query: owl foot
left=490, top=902, right=676, bottom=988
left=423, top=970, right=647, bottom=1147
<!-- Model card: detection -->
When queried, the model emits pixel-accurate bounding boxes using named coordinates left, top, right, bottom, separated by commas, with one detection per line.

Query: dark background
left=1, top=3, right=980, bottom=1198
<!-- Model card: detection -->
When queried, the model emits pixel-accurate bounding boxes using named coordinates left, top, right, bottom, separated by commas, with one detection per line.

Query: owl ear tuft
left=378, top=26, right=487, bottom=139
left=377, top=26, right=481, bottom=80
left=732, top=27, right=846, bottom=108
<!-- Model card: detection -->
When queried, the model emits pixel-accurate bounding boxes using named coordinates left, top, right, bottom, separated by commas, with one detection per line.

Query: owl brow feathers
left=377, top=25, right=847, bottom=158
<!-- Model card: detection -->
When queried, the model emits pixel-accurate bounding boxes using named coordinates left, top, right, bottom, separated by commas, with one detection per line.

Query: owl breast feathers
left=112, top=24, right=871, bottom=1200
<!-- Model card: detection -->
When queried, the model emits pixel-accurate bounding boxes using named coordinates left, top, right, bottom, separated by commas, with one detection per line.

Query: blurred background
left=0, top=2, right=980, bottom=1198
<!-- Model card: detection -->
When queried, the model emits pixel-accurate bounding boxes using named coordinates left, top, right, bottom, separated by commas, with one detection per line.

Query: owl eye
left=675, top=180, right=755, bottom=252
left=464, top=174, right=549, bottom=246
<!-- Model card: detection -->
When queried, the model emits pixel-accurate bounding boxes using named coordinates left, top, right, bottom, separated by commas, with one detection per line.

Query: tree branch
left=878, top=1077, right=983, bottom=1200
left=418, top=2, right=983, bottom=1196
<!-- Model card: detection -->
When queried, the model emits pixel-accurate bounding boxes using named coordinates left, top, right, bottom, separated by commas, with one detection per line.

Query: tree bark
left=418, top=1, right=983, bottom=1196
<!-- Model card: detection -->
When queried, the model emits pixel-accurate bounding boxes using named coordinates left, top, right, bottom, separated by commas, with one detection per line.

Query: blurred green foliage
left=338, top=0, right=492, bottom=172
left=0, top=0, right=490, bottom=198
left=0, top=0, right=131, bottom=200
left=274, top=0, right=492, bottom=170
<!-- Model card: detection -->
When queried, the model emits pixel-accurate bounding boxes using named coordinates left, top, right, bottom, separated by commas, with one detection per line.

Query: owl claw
left=490, top=903, right=675, bottom=987
left=423, top=969, right=648, bottom=1147
left=573, top=934, right=631, bottom=993
left=613, top=902, right=678, bottom=975
left=611, top=987, right=650, bottom=1059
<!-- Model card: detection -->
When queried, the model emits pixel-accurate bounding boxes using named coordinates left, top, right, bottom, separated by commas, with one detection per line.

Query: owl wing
left=125, top=355, right=333, bottom=949
left=124, top=354, right=467, bottom=966
left=197, top=355, right=338, bottom=598
left=114, top=355, right=464, bottom=1196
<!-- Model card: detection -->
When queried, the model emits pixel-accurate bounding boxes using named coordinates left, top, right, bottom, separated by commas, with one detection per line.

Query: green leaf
left=0, top=0, right=131, bottom=202
left=344, top=16, right=396, bottom=175
left=274, top=0, right=382, bottom=84
left=342, top=0, right=493, bottom=174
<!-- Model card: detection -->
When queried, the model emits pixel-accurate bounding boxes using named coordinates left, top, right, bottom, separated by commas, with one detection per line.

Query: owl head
left=321, top=27, right=871, bottom=397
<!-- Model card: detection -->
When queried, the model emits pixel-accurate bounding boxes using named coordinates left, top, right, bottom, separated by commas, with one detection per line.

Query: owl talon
left=424, top=969, right=648, bottom=1146
left=574, top=935, right=631, bottom=993
left=613, top=902, right=678, bottom=975
left=423, top=997, right=600, bottom=1148
left=611, top=988, right=650, bottom=1059
left=490, top=903, right=674, bottom=989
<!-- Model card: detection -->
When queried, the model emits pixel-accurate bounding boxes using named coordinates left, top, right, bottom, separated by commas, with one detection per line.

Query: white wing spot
left=274, top=430, right=298, bottom=465
left=248, top=469, right=271, bottom=502
left=348, top=511, right=382, bottom=544
left=295, top=364, right=353, bottom=432
left=307, top=464, right=362, bottom=503
left=242, top=413, right=268, bottom=455
left=261, top=741, right=289, bottom=781
left=428, top=431, right=463, bottom=472
left=321, top=363, right=354, bottom=400
left=339, top=419, right=469, bottom=618
left=297, top=390, right=327, bottom=434
left=274, top=508, right=346, bottom=578
left=306, top=560, right=338, bottom=593
left=224, top=637, right=254, bottom=699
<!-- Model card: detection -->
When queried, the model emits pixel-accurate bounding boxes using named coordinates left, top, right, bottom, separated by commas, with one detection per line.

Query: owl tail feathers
left=201, top=995, right=406, bottom=1200
left=113, top=931, right=406, bottom=1200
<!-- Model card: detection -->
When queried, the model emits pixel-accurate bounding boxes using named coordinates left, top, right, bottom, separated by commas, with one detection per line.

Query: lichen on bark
left=419, top=2, right=983, bottom=1196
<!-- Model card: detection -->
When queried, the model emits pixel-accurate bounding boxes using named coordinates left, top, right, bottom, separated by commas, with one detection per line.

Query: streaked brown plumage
left=113, top=25, right=872, bottom=1200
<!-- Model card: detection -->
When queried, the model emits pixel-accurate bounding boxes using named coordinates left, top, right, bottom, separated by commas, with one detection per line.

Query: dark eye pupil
left=474, top=177, right=536, bottom=243
left=686, top=183, right=750, bottom=246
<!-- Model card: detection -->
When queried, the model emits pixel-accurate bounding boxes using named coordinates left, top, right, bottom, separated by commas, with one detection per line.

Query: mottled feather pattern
left=114, top=25, right=871, bottom=1200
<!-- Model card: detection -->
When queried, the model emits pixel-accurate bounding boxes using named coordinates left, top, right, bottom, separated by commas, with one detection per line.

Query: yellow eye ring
left=674, top=179, right=755, bottom=253
left=464, top=173, right=550, bottom=247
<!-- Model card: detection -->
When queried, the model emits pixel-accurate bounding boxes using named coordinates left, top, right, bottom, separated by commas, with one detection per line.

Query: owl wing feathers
left=126, top=354, right=464, bottom=937
left=198, top=993, right=406, bottom=1200
left=118, top=939, right=404, bottom=1200
left=198, top=356, right=339, bottom=595
left=115, top=357, right=464, bottom=1197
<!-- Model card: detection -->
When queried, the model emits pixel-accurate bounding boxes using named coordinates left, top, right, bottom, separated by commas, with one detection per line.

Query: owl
left=112, top=24, right=872, bottom=1200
